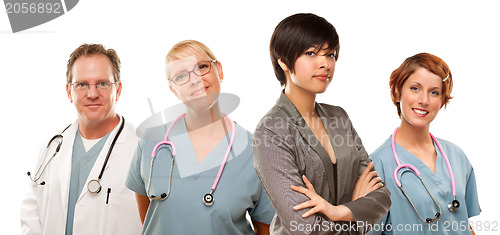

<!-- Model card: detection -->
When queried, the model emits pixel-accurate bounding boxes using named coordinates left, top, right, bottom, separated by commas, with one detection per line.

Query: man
left=20, top=44, right=141, bottom=235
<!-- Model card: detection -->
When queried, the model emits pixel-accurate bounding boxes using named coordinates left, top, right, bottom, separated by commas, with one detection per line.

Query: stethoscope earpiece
left=425, top=212, right=441, bottom=224
left=28, top=117, right=124, bottom=194
left=27, top=126, right=69, bottom=186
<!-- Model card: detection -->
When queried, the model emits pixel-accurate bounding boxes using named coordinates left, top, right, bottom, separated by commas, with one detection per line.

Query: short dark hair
left=66, top=44, right=121, bottom=84
left=270, top=13, right=340, bottom=86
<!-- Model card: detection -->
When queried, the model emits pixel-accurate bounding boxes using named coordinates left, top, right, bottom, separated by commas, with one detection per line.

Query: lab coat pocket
left=99, top=205, right=109, bottom=234
left=98, top=188, right=113, bottom=235
left=100, top=189, right=140, bottom=235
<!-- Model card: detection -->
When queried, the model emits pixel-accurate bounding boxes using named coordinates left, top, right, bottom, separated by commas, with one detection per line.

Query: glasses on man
left=71, top=81, right=116, bottom=92
left=169, top=60, right=217, bottom=85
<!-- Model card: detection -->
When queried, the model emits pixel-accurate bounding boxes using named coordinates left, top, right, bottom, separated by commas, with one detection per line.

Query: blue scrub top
left=126, top=118, right=275, bottom=235
left=369, top=137, right=481, bottom=235
left=66, top=130, right=110, bottom=235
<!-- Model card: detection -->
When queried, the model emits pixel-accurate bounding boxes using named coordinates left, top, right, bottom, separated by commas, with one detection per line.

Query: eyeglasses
left=169, top=60, right=217, bottom=85
left=71, top=81, right=116, bottom=92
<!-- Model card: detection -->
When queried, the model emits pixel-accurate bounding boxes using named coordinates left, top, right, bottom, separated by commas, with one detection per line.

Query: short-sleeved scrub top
left=369, top=137, right=481, bottom=235
left=126, top=118, right=275, bottom=235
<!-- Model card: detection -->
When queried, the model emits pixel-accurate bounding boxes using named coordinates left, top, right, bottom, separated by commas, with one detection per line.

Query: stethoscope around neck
left=146, top=113, right=235, bottom=207
left=391, top=127, right=460, bottom=224
left=27, top=116, right=125, bottom=194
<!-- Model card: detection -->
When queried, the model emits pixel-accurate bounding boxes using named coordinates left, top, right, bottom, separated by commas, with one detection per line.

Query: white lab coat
left=20, top=117, right=142, bottom=235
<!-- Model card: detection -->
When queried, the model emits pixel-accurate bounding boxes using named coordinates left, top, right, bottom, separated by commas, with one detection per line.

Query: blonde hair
left=165, top=40, right=217, bottom=77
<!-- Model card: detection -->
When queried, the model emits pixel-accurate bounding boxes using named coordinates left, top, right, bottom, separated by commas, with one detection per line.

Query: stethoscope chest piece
left=148, top=114, right=235, bottom=205
left=203, top=193, right=214, bottom=207
left=87, top=179, right=102, bottom=193
left=391, top=127, right=460, bottom=224
left=448, top=199, right=460, bottom=212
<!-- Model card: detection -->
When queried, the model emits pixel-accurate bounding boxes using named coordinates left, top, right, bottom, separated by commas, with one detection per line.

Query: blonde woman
left=126, top=40, right=274, bottom=234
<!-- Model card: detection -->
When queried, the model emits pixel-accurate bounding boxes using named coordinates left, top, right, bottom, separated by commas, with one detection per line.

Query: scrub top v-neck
left=369, top=137, right=481, bottom=235
left=66, top=130, right=110, bottom=235
left=126, top=118, right=274, bottom=235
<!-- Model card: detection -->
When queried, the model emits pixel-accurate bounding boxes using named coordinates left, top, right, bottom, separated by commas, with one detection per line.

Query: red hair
left=390, top=53, right=453, bottom=117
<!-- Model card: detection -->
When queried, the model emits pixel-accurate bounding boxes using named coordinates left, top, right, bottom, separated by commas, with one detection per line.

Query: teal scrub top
left=369, top=137, right=481, bottom=235
left=126, top=118, right=275, bottom=235
left=66, top=130, right=110, bottom=235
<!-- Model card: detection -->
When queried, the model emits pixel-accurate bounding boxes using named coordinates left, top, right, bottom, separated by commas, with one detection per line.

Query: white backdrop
left=1, top=0, right=498, bottom=233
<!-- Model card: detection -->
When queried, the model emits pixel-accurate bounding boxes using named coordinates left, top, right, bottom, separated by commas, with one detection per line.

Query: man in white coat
left=20, top=44, right=142, bottom=235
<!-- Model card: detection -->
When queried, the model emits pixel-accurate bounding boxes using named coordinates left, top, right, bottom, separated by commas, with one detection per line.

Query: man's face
left=66, top=54, right=122, bottom=125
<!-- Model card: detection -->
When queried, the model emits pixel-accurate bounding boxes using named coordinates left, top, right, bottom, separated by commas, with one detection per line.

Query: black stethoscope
left=28, top=116, right=125, bottom=194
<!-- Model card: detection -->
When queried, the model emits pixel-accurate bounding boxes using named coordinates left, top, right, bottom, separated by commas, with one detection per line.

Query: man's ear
left=66, top=84, right=73, bottom=103
left=277, top=59, right=289, bottom=72
left=115, top=82, right=122, bottom=102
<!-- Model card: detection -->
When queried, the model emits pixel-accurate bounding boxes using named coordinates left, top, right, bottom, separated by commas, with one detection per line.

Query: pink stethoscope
left=146, top=113, right=235, bottom=207
left=391, top=127, right=460, bottom=224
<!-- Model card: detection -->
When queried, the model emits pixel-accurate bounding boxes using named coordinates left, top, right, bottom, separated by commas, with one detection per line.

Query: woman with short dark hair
left=253, top=13, right=391, bottom=234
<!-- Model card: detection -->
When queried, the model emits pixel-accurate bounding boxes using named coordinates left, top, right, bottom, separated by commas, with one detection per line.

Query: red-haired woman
left=370, top=53, right=480, bottom=234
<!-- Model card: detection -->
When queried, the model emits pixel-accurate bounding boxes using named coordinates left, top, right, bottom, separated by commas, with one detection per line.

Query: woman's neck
left=284, top=83, right=317, bottom=119
left=184, top=103, right=226, bottom=132
left=396, top=120, right=432, bottom=149
left=396, top=120, right=438, bottom=173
